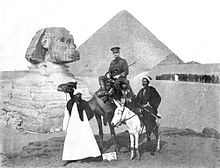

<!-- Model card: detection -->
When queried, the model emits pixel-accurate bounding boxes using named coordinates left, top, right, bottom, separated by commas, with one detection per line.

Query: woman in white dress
left=62, top=89, right=101, bottom=166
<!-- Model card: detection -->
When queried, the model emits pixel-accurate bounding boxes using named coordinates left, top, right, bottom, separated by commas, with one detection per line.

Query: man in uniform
left=98, top=46, right=129, bottom=96
left=97, top=46, right=129, bottom=125
left=135, top=76, right=161, bottom=139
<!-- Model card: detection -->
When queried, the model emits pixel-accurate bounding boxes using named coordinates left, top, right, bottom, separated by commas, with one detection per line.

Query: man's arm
left=121, top=59, right=129, bottom=77
left=108, top=61, right=116, bottom=78
left=135, top=89, right=142, bottom=104
left=108, top=61, right=114, bottom=73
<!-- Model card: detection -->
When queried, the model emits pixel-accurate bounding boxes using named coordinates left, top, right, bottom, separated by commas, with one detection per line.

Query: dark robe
left=135, top=86, right=161, bottom=132
left=66, top=96, right=94, bottom=121
left=136, top=86, right=161, bottom=109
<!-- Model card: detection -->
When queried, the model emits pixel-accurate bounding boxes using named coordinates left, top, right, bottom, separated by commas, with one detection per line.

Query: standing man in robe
left=62, top=89, right=101, bottom=166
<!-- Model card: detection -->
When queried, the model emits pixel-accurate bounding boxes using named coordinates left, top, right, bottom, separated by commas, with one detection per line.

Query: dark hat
left=110, top=46, right=120, bottom=53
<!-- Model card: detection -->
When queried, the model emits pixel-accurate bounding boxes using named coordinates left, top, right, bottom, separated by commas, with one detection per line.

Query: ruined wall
left=80, top=75, right=220, bottom=132
left=130, top=75, right=220, bottom=132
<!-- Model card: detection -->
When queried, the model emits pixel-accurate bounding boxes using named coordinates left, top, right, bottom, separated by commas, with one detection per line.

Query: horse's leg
left=145, top=125, right=151, bottom=142
left=108, top=122, right=120, bottom=153
left=129, top=133, right=135, bottom=160
left=95, top=113, right=104, bottom=153
left=142, top=119, right=151, bottom=142
left=135, top=132, right=140, bottom=160
left=146, top=132, right=151, bottom=142
left=153, top=125, right=160, bottom=152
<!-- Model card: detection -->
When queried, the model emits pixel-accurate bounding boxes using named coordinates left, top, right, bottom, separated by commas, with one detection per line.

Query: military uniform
left=98, top=47, right=129, bottom=92
left=98, top=46, right=129, bottom=125
left=108, top=57, right=129, bottom=79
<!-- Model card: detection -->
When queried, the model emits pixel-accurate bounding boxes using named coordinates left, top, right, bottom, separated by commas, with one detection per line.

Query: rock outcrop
left=0, top=28, right=90, bottom=133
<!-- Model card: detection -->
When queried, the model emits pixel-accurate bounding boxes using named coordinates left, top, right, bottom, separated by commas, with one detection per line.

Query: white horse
left=111, top=100, right=142, bottom=160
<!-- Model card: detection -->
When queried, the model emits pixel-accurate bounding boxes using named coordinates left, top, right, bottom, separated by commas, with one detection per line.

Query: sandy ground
left=1, top=118, right=219, bottom=168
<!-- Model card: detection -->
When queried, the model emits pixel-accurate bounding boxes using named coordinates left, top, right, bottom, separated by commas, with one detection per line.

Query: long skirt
left=62, top=103, right=101, bottom=161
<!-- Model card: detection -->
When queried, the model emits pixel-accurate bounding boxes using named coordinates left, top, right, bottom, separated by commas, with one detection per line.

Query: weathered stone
left=25, top=27, right=80, bottom=64
left=0, top=28, right=91, bottom=133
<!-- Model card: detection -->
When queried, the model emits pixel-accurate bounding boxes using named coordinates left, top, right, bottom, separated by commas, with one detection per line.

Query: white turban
left=143, top=75, right=152, bottom=82
left=74, top=88, right=83, bottom=95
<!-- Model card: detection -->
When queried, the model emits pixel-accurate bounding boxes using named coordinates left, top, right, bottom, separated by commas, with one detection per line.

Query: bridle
left=63, top=87, right=76, bottom=101
left=113, top=106, right=136, bottom=127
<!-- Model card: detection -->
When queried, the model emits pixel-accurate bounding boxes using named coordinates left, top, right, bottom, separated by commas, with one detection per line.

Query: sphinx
left=1, top=27, right=90, bottom=133
left=25, top=27, right=80, bottom=65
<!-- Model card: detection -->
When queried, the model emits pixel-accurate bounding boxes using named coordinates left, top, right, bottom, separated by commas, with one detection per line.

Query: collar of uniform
left=113, top=56, right=121, bottom=62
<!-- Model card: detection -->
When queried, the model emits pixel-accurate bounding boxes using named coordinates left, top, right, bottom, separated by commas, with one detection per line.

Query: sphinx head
left=25, top=27, right=80, bottom=64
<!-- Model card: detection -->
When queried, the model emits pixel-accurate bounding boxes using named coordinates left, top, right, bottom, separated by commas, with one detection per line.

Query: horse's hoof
left=136, top=154, right=140, bottom=160
left=156, top=148, right=160, bottom=152
left=136, top=152, right=140, bottom=160
left=130, top=156, right=135, bottom=160
left=130, top=151, right=135, bottom=160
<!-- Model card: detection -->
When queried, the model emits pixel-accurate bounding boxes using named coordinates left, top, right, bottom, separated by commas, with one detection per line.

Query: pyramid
left=157, top=54, right=184, bottom=66
left=68, top=10, right=181, bottom=77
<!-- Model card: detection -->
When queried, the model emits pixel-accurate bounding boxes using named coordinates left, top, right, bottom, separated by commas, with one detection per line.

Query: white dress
left=62, top=103, right=101, bottom=161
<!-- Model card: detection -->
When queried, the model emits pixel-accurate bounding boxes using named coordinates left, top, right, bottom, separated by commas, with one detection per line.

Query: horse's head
left=111, top=99, right=126, bottom=127
left=57, top=81, right=77, bottom=93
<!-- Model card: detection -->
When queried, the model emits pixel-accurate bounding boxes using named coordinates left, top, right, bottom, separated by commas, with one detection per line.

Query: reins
left=65, top=93, right=67, bottom=101
left=137, top=103, right=161, bottom=119
left=142, top=107, right=161, bottom=119
left=114, top=107, right=137, bottom=127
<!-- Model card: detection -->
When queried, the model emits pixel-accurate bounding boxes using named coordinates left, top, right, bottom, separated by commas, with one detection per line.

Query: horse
left=112, top=80, right=161, bottom=155
left=57, top=81, right=118, bottom=153
left=111, top=99, right=141, bottom=160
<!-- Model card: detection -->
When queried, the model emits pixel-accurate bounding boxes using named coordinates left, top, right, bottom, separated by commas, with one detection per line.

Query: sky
left=0, top=0, right=220, bottom=71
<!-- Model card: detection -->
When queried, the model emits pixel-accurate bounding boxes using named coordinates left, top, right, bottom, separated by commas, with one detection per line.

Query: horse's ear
left=74, top=82, right=77, bottom=88
left=113, top=99, right=121, bottom=107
